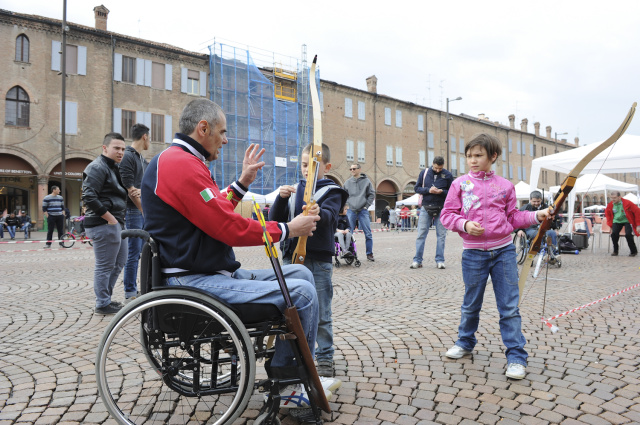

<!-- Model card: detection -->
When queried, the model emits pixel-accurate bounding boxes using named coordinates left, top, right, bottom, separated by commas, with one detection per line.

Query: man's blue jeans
left=413, top=209, right=447, bottom=264
left=21, top=222, right=31, bottom=238
left=347, top=208, right=373, bottom=255
left=86, top=223, right=128, bottom=309
left=456, top=245, right=528, bottom=366
left=284, top=257, right=334, bottom=362
left=7, top=225, right=16, bottom=239
left=166, top=264, right=318, bottom=368
left=524, top=228, right=557, bottom=248
left=123, top=208, right=143, bottom=298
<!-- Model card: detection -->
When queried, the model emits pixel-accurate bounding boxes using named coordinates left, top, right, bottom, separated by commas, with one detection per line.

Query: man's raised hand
left=238, top=144, right=266, bottom=188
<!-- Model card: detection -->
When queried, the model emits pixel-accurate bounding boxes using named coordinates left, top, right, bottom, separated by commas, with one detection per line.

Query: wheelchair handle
left=121, top=229, right=151, bottom=242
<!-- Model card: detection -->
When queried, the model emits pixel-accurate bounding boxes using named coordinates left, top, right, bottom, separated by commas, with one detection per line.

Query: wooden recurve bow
left=517, top=102, right=637, bottom=305
left=292, top=55, right=322, bottom=265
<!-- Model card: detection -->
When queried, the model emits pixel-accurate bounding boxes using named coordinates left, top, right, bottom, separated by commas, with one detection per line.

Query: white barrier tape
left=541, top=283, right=640, bottom=333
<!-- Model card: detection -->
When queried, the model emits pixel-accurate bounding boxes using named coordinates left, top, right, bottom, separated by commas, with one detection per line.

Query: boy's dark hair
left=104, top=132, right=125, bottom=146
left=131, top=123, right=150, bottom=141
left=302, top=143, right=331, bottom=163
left=465, top=133, right=502, bottom=163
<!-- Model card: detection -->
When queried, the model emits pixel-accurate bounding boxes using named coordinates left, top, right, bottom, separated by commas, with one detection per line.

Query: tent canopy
left=514, top=181, right=542, bottom=200
left=624, top=193, right=639, bottom=205
left=529, top=134, right=640, bottom=188
left=397, top=193, right=420, bottom=206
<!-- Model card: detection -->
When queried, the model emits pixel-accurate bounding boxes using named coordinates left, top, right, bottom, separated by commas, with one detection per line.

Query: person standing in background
left=42, top=186, right=64, bottom=248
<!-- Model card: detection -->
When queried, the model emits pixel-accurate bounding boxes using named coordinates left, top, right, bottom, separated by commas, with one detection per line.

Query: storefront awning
left=0, top=154, right=37, bottom=177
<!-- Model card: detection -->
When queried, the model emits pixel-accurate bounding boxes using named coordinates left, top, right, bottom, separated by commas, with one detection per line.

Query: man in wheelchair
left=121, top=99, right=340, bottom=422
left=516, top=191, right=560, bottom=255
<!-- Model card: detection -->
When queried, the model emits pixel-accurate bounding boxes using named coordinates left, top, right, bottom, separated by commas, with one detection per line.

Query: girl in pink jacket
left=440, top=133, right=551, bottom=380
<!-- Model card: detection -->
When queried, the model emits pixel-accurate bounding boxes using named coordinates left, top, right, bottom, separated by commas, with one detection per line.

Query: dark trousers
left=46, top=214, right=64, bottom=246
left=611, top=222, right=637, bottom=254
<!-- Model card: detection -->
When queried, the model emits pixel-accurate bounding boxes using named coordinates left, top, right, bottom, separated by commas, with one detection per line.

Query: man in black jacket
left=120, top=123, right=149, bottom=303
left=410, top=156, right=453, bottom=270
left=82, top=133, right=130, bottom=315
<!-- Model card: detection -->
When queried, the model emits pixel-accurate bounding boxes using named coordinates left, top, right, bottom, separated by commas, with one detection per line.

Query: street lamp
left=446, top=96, right=462, bottom=171
left=554, top=131, right=567, bottom=154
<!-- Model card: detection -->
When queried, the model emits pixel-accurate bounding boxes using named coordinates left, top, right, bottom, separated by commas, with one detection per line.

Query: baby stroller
left=334, top=233, right=361, bottom=267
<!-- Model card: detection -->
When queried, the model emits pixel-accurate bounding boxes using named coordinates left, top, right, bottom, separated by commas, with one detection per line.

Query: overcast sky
left=6, top=0, right=640, bottom=146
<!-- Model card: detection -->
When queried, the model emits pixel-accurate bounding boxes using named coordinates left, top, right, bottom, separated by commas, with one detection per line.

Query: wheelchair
left=334, top=233, right=361, bottom=267
left=513, top=230, right=562, bottom=276
left=95, top=229, right=330, bottom=425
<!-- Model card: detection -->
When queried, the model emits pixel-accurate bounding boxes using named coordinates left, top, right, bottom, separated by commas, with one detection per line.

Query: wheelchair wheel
left=96, top=289, right=256, bottom=425
left=513, top=233, right=527, bottom=265
left=355, top=260, right=361, bottom=267
left=344, top=256, right=355, bottom=266
left=60, top=233, right=75, bottom=248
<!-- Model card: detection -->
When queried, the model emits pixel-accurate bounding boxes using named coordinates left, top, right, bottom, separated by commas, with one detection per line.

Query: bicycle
left=60, top=218, right=92, bottom=248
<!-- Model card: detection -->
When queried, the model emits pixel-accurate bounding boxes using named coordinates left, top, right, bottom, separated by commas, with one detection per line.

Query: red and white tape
left=0, top=238, right=91, bottom=244
left=541, top=283, right=640, bottom=333
left=354, top=228, right=393, bottom=233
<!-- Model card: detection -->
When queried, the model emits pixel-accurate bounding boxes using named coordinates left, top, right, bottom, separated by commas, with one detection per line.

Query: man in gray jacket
left=343, top=163, right=375, bottom=261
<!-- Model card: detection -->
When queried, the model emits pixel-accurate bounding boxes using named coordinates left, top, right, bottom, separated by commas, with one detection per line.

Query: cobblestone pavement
left=1, top=230, right=639, bottom=424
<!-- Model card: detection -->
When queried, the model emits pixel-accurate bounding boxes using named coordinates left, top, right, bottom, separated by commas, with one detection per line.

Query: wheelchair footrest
left=289, top=408, right=325, bottom=424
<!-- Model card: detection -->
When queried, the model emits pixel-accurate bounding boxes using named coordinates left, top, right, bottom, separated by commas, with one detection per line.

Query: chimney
left=574, top=137, right=580, bottom=146
left=478, top=113, right=486, bottom=120
left=546, top=126, right=552, bottom=139
left=508, top=114, right=515, bottom=129
left=534, top=122, right=540, bottom=137
left=93, top=5, right=109, bottom=31
left=366, top=75, right=377, bottom=94
left=520, top=118, right=528, bottom=132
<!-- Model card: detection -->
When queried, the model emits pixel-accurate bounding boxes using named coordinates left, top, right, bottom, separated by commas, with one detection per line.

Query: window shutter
left=77, top=46, right=87, bottom=75
left=51, top=40, right=61, bottom=71
left=199, top=71, right=207, bottom=96
left=136, top=58, right=145, bottom=85
left=181, top=68, right=188, bottom=93
left=144, top=112, right=152, bottom=128
left=165, top=115, right=173, bottom=143
left=136, top=111, right=144, bottom=124
left=114, top=53, right=122, bottom=82
left=344, top=98, right=352, bottom=117
left=113, top=108, right=122, bottom=133
left=144, top=59, right=152, bottom=87
left=59, top=101, right=78, bottom=134
left=165, top=64, right=172, bottom=90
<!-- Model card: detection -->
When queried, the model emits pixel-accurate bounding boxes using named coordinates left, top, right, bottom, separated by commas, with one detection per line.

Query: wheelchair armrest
left=122, top=229, right=151, bottom=241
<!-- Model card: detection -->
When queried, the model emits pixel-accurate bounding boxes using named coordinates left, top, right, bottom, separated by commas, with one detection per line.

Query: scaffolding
left=208, top=42, right=316, bottom=194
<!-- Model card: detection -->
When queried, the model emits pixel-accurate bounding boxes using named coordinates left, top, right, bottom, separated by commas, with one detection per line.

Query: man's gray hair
left=611, top=191, right=621, bottom=197
left=179, top=99, right=223, bottom=135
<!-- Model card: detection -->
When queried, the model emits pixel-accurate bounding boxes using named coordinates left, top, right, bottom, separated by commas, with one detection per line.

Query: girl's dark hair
left=465, top=133, right=502, bottom=163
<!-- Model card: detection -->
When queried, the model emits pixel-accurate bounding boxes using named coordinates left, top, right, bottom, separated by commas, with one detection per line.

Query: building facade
left=2, top=6, right=636, bottom=227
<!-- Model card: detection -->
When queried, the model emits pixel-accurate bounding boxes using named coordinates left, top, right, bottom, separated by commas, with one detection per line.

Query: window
left=508, top=138, right=513, bottom=153
left=418, top=115, right=424, bottom=132
left=396, top=110, right=402, bottom=127
left=181, top=68, right=207, bottom=96
left=384, top=107, right=391, bottom=125
left=502, top=149, right=506, bottom=161
left=396, top=147, right=403, bottom=166
left=151, top=114, right=164, bottom=142
left=319, top=91, right=324, bottom=112
left=122, top=56, right=136, bottom=83
left=358, top=101, right=365, bottom=121
left=451, top=136, right=456, bottom=153
left=386, top=146, right=393, bottom=165
left=428, top=131, right=434, bottom=148
left=51, top=41, right=86, bottom=75
left=509, top=165, right=514, bottom=179
left=518, top=166, right=522, bottom=181
left=5, top=86, right=30, bottom=127
left=357, top=141, right=365, bottom=162
left=344, top=98, right=353, bottom=118
left=187, top=70, right=200, bottom=95
left=15, top=34, right=29, bottom=62
left=523, top=166, right=527, bottom=181
left=419, top=150, right=426, bottom=169
left=516, top=140, right=521, bottom=155
left=122, top=110, right=135, bottom=139
left=451, top=153, right=457, bottom=176
left=428, top=150, right=434, bottom=166
left=460, top=157, right=465, bottom=174
left=503, top=164, right=507, bottom=178
left=59, top=101, right=78, bottom=134
left=460, top=138, right=465, bottom=153
left=530, top=144, right=535, bottom=157
left=346, top=140, right=354, bottom=161
left=151, top=62, right=165, bottom=89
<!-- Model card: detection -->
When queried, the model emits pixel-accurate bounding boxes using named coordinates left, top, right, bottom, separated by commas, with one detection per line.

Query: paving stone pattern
left=0, top=231, right=639, bottom=424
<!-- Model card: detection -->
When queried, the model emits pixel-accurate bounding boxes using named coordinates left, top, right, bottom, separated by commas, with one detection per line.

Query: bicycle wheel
left=95, top=289, right=256, bottom=425
left=60, top=233, right=75, bottom=248
left=513, top=233, right=527, bottom=265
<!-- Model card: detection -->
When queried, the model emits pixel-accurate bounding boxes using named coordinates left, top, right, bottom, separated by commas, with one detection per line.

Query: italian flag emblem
left=200, top=188, right=216, bottom=202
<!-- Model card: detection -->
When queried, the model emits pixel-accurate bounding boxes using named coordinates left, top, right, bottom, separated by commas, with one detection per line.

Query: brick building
left=3, top=5, right=633, bottom=227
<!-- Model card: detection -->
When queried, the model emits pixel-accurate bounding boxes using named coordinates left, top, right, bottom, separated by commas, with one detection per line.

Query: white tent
left=530, top=134, right=640, bottom=188
left=264, top=189, right=280, bottom=204
left=548, top=174, right=639, bottom=231
left=624, top=192, right=639, bottom=205
left=396, top=193, right=420, bottom=206
left=514, top=181, right=542, bottom=200
left=243, top=191, right=267, bottom=204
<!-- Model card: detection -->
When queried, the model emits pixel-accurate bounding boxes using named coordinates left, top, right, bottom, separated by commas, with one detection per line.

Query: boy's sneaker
left=505, top=363, right=526, bottom=380
left=437, top=262, right=446, bottom=269
left=316, top=359, right=335, bottom=377
left=445, top=345, right=472, bottom=359
left=95, top=304, right=122, bottom=315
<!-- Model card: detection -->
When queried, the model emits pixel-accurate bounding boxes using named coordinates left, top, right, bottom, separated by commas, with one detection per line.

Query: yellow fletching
left=226, top=191, right=234, bottom=201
